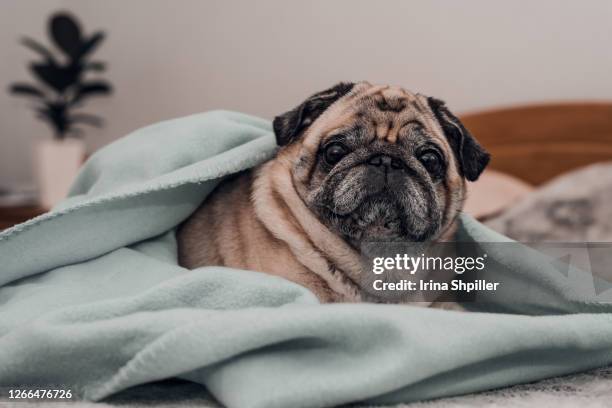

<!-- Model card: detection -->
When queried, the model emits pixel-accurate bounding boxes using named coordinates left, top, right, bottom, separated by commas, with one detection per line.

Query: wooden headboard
left=459, top=103, right=612, bottom=185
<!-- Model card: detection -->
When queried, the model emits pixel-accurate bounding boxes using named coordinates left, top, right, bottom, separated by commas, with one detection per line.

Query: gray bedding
left=485, top=162, right=612, bottom=242
left=3, top=366, right=611, bottom=407
left=7, top=366, right=610, bottom=408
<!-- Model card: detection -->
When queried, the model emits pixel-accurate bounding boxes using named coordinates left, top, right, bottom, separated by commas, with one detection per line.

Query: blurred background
left=1, top=0, right=612, bottom=229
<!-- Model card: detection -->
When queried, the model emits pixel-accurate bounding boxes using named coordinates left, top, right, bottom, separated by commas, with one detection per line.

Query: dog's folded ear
left=273, top=82, right=355, bottom=146
left=427, top=97, right=490, bottom=181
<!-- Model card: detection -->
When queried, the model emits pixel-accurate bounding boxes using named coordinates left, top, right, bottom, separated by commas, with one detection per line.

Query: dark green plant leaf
left=70, top=112, right=104, bottom=127
left=37, top=101, right=70, bottom=136
left=30, top=62, right=83, bottom=93
left=71, top=81, right=112, bottom=104
left=9, top=83, right=46, bottom=98
left=50, top=13, right=83, bottom=60
left=85, top=61, right=106, bottom=71
left=20, top=37, right=56, bottom=63
left=77, top=31, right=105, bottom=59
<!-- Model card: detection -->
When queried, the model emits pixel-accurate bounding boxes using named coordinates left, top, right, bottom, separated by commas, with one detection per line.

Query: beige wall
left=2, top=0, right=612, bottom=188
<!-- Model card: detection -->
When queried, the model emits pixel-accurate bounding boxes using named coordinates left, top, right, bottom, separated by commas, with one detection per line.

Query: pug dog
left=177, top=82, right=489, bottom=304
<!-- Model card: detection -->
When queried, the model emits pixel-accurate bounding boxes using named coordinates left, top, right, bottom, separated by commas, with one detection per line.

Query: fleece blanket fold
left=1, top=111, right=612, bottom=408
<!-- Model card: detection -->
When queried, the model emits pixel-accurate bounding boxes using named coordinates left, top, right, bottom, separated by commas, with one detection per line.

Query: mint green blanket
left=1, top=111, right=612, bottom=408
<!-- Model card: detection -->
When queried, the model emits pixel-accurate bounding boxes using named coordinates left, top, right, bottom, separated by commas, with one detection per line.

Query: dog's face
left=273, top=82, right=489, bottom=247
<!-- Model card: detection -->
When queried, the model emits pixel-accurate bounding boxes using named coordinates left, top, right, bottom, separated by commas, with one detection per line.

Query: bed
left=462, top=102, right=612, bottom=185
left=463, top=102, right=612, bottom=222
left=100, top=102, right=612, bottom=407
left=427, top=102, right=612, bottom=407
left=2, top=103, right=612, bottom=408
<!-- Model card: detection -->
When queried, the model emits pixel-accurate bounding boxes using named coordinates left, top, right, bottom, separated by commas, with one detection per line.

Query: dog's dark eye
left=418, top=150, right=444, bottom=176
left=324, top=143, right=348, bottom=165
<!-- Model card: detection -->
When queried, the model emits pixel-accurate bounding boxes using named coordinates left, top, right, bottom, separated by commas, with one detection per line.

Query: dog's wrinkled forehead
left=301, top=82, right=444, bottom=149
left=273, top=81, right=490, bottom=182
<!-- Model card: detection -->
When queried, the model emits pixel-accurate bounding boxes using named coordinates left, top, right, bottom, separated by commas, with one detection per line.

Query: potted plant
left=8, top=12, right=112, bottom=209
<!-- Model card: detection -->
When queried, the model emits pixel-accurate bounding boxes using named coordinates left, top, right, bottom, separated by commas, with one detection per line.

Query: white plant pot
left=35, top=138, right=85, bottom=210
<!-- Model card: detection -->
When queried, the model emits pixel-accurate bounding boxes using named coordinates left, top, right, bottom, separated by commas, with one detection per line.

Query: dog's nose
left=367, top=154, right=403, bottom=170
